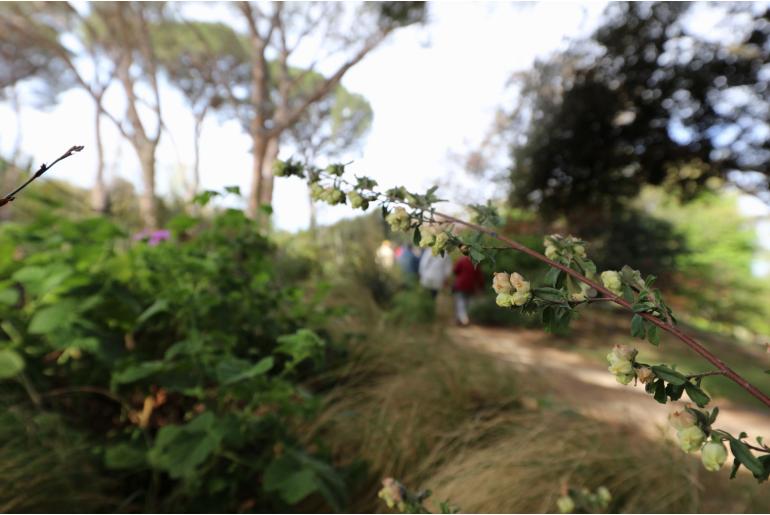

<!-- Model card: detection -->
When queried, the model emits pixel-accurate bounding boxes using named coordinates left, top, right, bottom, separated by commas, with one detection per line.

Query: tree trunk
left=137, top=144, right=159, bottom=229
left=258, top=135, right=280, bottom=207
left=247, top=132, right=267, bottom=219
left=308, top=186, right=318, bottom=238
left=189, top=111, right=205, bottom=200
left=91, top=104, right=109, bottom=213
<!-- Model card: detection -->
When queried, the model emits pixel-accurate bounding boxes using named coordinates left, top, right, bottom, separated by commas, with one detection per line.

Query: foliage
left=276, top=158, right=770, bottom=486
left=505, top=2, right=770, bottom=219
left=0, top=192, right=344, bottom=511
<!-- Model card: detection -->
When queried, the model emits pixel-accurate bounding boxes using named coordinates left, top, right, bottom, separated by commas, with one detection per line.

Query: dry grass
left=306, top=292, right=770, bottom=513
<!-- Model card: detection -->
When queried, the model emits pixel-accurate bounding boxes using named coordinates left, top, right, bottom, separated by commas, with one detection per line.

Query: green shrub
left=0, top=206, right=343, bottom=512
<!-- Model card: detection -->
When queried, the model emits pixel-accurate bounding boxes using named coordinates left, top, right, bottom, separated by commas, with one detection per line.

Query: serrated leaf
left=544, top=267, right=561, bottom=287
left=652, top=365, right=687, bottom=385
left=631, top=314, right=646, bottom=339
left=684, top=382, right=710, bottom=407
left=647, top=324, right=660, bottom=345
left=728, top=437, right=765, bottom=478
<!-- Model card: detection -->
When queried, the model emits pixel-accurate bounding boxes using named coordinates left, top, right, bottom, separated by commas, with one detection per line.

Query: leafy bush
left=0, top=206, right=344, bottom=511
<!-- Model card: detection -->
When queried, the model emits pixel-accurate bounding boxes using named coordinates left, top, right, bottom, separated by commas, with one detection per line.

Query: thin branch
left=429, top=210, right=770, bottom=409
left=0, top=145, right=84, bottom=207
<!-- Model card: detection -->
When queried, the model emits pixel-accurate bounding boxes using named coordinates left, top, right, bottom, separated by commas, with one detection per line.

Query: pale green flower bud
left=570, top=292, right=586, bottom=302
left=596, top=486, right=611, bottom=505
left=509, top=272, right=531, bottom=293
left=378, top=478, right=405, bottom=510
left=614, top=344, right=637, bottom=361
left=545, top=245, right=559, bottom=259
left=419, top=226, right=436, bottom=248
left=492, top=272, right=513, bottom=294
left=615, top=373, right=634, bottom=385
left=386, top=207, right=411, bottom=232
left=496, top=293, right=513, bottom=307
left=573, top=244, right=587, bottom=258
left=669, top=409, right=697, bottom=431
left=310, top=183, right=324, bottom=200
left=677, top=426, right=706, bottom=453
left=511, top=291, right=531, bottom=306
left=701, top=441, right=728, bottom=472
left=608, top=359, right=633, bottom=376
left=600, top=270, right=623, bottom=295
left=556, top=496, right=575, bottom=514
left=348, top=191, right=365, bottom=209
left=636, top=366, right=655, bottom=384
left=432, top=231, right=450, bottom=254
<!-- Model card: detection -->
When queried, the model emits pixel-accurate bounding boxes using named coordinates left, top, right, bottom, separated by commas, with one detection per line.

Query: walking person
left=418, top=250, right=452, bottom=299
left=452, top=255, right=484, bottom=326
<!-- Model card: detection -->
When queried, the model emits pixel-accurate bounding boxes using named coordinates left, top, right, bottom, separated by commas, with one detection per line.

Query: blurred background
left=1, top=1, right=770, bottom=513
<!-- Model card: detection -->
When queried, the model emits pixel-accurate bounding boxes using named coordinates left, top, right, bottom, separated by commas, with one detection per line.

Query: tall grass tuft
left=0, top=405, right=121, bottom=513
left=308, top=296, right=770, bottom=513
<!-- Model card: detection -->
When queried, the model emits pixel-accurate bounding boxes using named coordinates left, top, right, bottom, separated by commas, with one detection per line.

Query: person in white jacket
left=419, top=250, right=452, bottom=298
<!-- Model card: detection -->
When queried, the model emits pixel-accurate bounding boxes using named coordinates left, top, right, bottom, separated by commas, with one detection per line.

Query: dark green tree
left=506, top=2, right=770, bottom=222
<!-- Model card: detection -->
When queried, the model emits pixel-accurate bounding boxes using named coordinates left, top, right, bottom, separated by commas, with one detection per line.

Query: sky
left=2, top=1, right=769, bottom=274
left=0, top=2, right=608, bottom=228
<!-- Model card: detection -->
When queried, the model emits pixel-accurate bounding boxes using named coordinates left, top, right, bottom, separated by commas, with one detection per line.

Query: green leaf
left=630, top=314, right=646, bottom=339
left=684, top=382, right=710, bottom=407
left=0, top=349, right=25, bottom=379
left=413, top=227, right=421, bottom=246
left=264, top=455, right=319, bottom=505
left=276, top=329, right=325, bottom=370
left=217, top=356, right=274, bottom=385
left=104, top=443, right=147, bottom=470
left=647, top=324, right=660, bottom=345
left=112, top=361, right=166, bottom=386
left=224, top=185, right=241, bottom=195
left=533, top=287, right=566, bottom=303
left=544, top=267, right=561, bottom=287
left=469, top=247, right=486, bottom=266
left=651, top=365, right=687, bottom=386
left=665, top=382, right=685, bottom=401
left=148, top=412, right=221, bottom=479
left=0, top=289, right=19, bottom=306
left=653, top=379, right=667, bottom=404
left=728, top=437, right=765, bottom=478
left=136, top=299, right=169, bottom=327
left=28, top=300, right=78, bottom=335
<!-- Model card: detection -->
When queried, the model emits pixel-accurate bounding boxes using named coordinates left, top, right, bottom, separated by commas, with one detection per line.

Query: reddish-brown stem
left=433, top=211, right=770, bottom=410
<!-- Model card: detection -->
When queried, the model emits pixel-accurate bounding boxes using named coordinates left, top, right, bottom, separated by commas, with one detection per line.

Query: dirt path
left=449, top=325, right=770, bottom=442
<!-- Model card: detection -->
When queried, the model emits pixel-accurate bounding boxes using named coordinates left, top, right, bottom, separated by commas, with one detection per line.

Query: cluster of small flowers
left=310, top=183, right=345, bottom=205
left=347, top=190, right=369, bottom=210
left=556, top=486, right=611, bottom=514
left=378, top=478, right=407, bottom=512
left=418, top=224, right=451, bottom=256
left=600, top=270, right=623, bottom=296
left=492, top=272, right=532, bottom=307
left=543, top=234, right=587, bottom=261
left=606, top=344, right=651, bottom=385
left=669, top=409, right=728, bottom=471
left=385, top=206, right=412, bottom=232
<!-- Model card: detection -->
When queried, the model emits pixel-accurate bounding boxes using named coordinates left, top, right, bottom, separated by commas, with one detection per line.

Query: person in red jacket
left=452, top=255, right=485, bottom=326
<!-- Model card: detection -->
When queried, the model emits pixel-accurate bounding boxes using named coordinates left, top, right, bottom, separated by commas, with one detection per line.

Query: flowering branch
left=275, top=158, right=770, bottom=482
left=0, top=145, right=85, bottom=208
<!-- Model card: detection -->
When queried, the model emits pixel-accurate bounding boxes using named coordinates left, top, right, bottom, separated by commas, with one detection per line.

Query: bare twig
left=0, top=145, right=84, bottom=208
